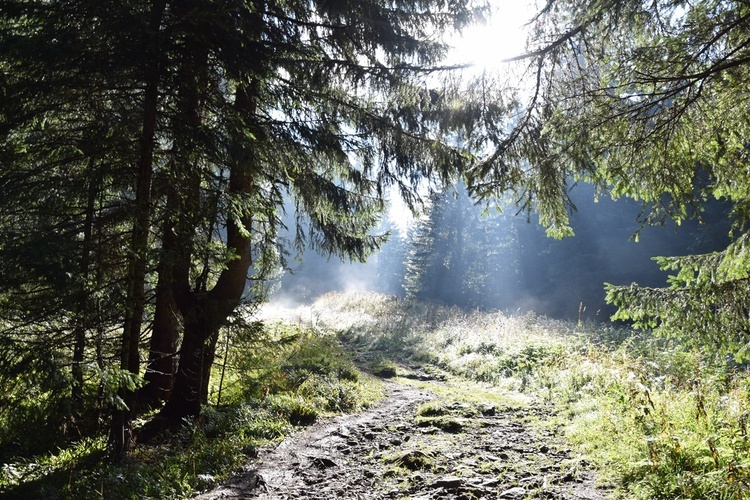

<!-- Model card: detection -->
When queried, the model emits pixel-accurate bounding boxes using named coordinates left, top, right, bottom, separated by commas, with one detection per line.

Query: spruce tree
left=1, top=0, right=487, bottom=455
left=404, top=183, right=522, bottom=310
left=464, top=0, right=750, bottom=354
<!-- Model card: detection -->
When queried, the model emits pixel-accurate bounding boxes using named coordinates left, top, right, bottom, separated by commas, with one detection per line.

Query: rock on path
left=196, top=380, right=607, bottom=499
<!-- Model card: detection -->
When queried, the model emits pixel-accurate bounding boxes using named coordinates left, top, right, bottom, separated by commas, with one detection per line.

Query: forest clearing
left=3, top=292, right=749, bottom=498
left=4, top=0, right=750, bottom=498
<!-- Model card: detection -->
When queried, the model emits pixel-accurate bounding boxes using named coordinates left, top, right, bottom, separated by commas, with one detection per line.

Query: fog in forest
left=270, top=183, right=732, bottom=322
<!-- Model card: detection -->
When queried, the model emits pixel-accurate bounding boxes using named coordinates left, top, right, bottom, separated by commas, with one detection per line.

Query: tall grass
left=309, top=292, right=750, bottom=498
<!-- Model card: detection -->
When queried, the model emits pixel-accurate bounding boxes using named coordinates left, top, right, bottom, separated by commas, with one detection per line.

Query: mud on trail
left=197, top=374, right=607, bottom=500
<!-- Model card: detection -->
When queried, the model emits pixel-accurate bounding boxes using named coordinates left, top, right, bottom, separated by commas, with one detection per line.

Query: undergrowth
left=310, top=291, right=750, bottom=499
left=0, top=322, right=382, bottom=499
left=5, top=290, right=750, bottom=499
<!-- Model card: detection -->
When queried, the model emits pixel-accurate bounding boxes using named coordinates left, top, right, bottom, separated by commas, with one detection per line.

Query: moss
left=414, top=415, right=465, bottom=433
left=384, top=449, right=435, bottom=471
left=371, top=360, right=398, bottom=378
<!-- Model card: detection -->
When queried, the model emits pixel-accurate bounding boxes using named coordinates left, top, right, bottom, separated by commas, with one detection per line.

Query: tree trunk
left=140, top=262, right=181, bottom=406
left=71, top=160, right=99, bottom=415
left=145, top=2, right=265, bottom=428
left=200, top=329, right=221, bottom=404
left=140, top=195, right=182, bottom=407
left=158, top=317, right=209, bottom=419
left=72, top=159, right=101, bottom=413
left=156, top=83, right=259, bottom=424
left=109, top=0, right=167, bottom=459
left=159, top=286, right=250, bottom=421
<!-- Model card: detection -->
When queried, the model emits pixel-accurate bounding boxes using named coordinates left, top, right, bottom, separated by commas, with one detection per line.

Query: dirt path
left=196, top=376, right=607, bottom=499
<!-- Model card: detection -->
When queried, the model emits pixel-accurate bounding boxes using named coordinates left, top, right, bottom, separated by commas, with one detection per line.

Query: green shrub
left=265, top=394, right=319, bottom=425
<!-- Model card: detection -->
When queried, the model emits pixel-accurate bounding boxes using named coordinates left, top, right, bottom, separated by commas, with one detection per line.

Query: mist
left=269, top=182, right=732, bottom=322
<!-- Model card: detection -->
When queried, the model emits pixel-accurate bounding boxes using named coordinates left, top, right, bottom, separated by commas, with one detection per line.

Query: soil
left=196, top=374, right=608, bottom=499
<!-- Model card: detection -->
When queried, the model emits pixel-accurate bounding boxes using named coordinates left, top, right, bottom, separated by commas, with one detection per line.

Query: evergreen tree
left=404, top=183, right=522, bottom=310
left=1, top=0, right=486, bottom=455
left=464, top=0, right=750, bottom=354
left=0, top=0, right=148, bottom=454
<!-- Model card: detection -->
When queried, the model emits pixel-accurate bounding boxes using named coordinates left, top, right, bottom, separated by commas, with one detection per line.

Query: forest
left=2, top=0, right=750, bottom=498
left=276, top=182, right=733, bottom=319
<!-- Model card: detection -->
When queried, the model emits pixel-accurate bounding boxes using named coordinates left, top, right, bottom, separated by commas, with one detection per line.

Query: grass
left=307, top=291, right=750, bottom=499
left=4, top=291, right=750, bottom=498
left=0, top=322, right=383, bottom=499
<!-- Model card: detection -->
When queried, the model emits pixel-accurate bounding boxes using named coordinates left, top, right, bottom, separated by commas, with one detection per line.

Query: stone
left=309, top=456, right=338, bottom=469
left=431, top=476, right=463, bottom=489
left=499, top=486, right=527, bottom=499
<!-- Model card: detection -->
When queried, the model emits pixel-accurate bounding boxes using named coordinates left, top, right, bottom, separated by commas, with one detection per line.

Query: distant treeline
left=274, top=182, right=732, bottom=322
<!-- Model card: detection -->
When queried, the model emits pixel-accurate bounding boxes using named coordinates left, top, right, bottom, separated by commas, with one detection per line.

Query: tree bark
left=157, top=83, right=258, bottom=423
left=140, top=240, right=181, bottom=406
left=158, top=315, right=209, bottom=419
left=109, top=0, right=167, bottom=459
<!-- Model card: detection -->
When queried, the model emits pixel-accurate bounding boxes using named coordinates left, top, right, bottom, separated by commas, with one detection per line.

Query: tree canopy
left=461, top=0, right=750, bottom=356
left=0, top=0, right=486, bottom=456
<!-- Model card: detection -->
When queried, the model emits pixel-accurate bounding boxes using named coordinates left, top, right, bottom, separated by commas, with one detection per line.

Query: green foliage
left=0, top=321, right=382, bottom=498
left=415, top=401, right=448, bottom=418
left=223, top=322, right=367, bottom=403
left=37, top=406, right=282, bottom=500
left=459, top=0, right=750, bottom=356
left=98, top=366, right=146, bottom=410
left=557, top=341, right=750, bottom=499
left=265, top=394, right=320, bottom=426
left=0, top=336, right=87, bottom=460
left=370, top=360, right=399, bottom=378
left=468, top=0, right=750, bottom=226
left=606, top=232, right=750, bottom=359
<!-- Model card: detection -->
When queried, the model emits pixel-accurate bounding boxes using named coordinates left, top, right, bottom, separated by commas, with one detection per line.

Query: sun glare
left=448, top=1, right=535, bottom=74
left=386, top=3, right=536, bottom=233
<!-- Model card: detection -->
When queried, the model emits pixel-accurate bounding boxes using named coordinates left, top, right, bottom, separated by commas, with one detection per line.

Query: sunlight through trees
left=0, top=0, right=486, bottom=457
left=3, top=1, right=750, bottom=490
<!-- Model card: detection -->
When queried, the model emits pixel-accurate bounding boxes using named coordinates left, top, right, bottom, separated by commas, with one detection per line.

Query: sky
left=447, top=1, right=536, bottom=71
